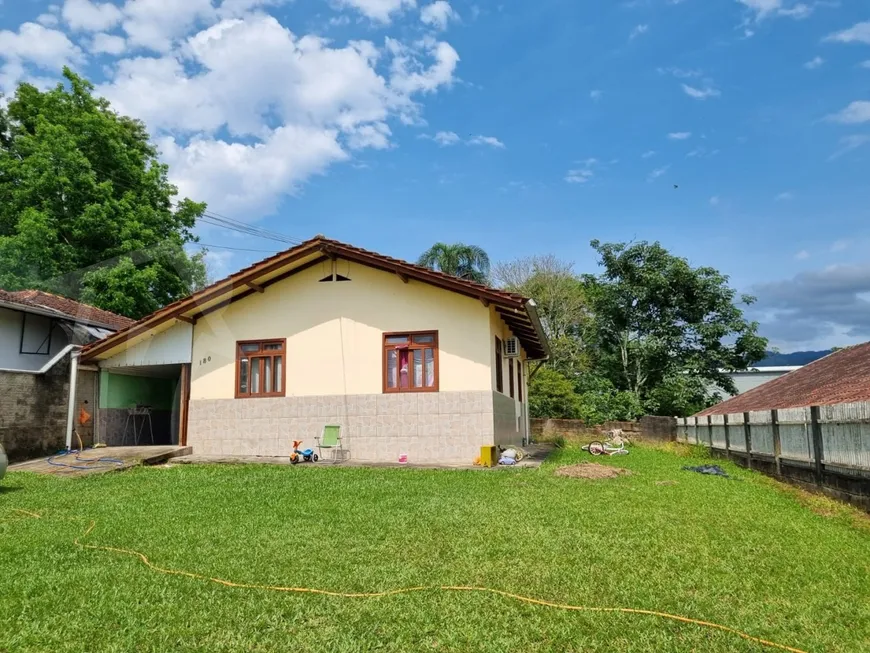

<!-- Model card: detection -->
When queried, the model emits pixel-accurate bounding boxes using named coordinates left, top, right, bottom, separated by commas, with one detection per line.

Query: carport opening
left=97, top=366, right=183, bottom=446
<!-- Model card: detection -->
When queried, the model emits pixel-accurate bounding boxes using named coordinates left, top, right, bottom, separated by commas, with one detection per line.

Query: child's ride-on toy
left=290, top=440, right=318, bottom=464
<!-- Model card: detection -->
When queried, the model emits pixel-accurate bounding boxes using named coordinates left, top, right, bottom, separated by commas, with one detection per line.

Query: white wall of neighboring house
left=0, top=307, right=70, bottom=371
left=710, top=366, right=802, bottom=398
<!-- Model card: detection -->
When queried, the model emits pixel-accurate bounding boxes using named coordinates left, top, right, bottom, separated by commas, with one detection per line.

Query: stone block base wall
left=0, top=362, right=96, bottom=462
left=187, top=391, right=495, bottom=464
left=493, top=391, right=524, bottom=448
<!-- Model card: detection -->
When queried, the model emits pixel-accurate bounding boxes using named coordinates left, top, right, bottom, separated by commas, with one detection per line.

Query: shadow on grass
left=0, top=485, right=23, bottom=494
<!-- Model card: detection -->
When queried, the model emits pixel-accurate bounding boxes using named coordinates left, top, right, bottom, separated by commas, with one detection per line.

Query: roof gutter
left=524, top=299, right=550, bottom=361
left=0, top=344, right=78, bottom=375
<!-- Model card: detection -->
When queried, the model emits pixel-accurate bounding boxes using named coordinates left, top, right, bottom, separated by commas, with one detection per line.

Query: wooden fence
left=679, top=402, right=870, bottom=511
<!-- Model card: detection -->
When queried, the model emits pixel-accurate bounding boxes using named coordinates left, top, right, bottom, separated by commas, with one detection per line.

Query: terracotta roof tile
left=696, top=343, right=870, bottom=415
left=82, top=236, right=549, bottom=360
left=0, top=289, right=134, bottom=330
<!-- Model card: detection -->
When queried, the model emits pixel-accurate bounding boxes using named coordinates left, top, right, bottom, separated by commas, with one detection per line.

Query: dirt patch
left=655, top=480, right=678, bottom=486
left=555, top=463, right=630, bottom=480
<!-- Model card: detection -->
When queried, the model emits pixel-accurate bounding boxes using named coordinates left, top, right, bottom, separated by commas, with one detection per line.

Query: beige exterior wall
left=180, top=258, right=537, bottom=463
left=190, top=261, right=492, bottom=399
left=489, top=308, right=529, bottom=446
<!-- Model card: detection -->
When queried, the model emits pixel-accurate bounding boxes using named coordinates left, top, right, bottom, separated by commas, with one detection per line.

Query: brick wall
left=531, top=416, right=676, bottom=442
left=0, top=359, right=97, bottom=461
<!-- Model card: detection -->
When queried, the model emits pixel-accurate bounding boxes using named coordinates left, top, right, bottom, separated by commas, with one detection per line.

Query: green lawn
left=1, top=444, right=868, bottom=652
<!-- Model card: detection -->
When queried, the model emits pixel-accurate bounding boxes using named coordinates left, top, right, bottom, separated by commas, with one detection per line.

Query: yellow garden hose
left=10, top=510, right=809, bottom=653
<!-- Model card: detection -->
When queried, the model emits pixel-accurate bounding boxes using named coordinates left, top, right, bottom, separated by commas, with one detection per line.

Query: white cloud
left=345, top=122, right=392, bottom=149
left=387, top=37, right=459, bottom=97
left=420, top=1, right=457, bottom=30
left=565, top=169, right=593, bottom=184
left=709, top=195, right=720, bottom=205
left=90, top=33, right=127, bottom=55
left=738, top=0, right=782, bottom=21
left=62, top=0, right=122, bottom=32
left=434, top=130, right=460, bottom=145
left=94, top=14, right=457, bottom=220
left=829, top=134, right=870, bottom=160
left=830, top=239, right=849, bottom=253
left=657, top=66, right=702, bottom=79
left=469, top=135, right=505, bottom=148
left=37, top=10, right=61, bottom=27
left=739, top=0, right=817, bottom=22
left=420, top=131, right=504, bottom=148
left=121, top=0, right=216, bottom=53
left=681, top=83, right=720, bottom=100
left=775, top=191, right=794, bottom=201
left=825, top=21, right=870, bottom=45
left=795, top=250, right=810, bottom=260
left=0, top=22, right=84, bottom=92
left=565, top=158, right=597, bottom=184
left=777, top=3, right=813, bottom=19
left=862, top=61, right=870, bottom=69
left=641, top=150, right=656, bottom=158
left=337, top=0, right=417, bottom=23
left=827, top=101, right=870, bottom=125
left=158, top=126, right=348, bottom=217
left=803, top=56, right=824, bottom=70
left=420, top=130, right=460, bottom=146
left=589, top=89, right=602, bottom=101
left=668, top=131, right=692, bottom=140
left=629, top=24, right=648, bottom=39
left=647, top=165, right=670, bottom=181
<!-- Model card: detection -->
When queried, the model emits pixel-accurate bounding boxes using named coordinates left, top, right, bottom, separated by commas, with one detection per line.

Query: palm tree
left=417, top=243, right=491, bottom=284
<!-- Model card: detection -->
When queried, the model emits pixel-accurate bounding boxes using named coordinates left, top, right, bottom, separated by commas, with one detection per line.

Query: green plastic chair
left=316, top=425, right=344, bottom=462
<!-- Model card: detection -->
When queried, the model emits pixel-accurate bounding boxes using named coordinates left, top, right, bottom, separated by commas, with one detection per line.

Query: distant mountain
left=755, top=350, right=832, bottom=367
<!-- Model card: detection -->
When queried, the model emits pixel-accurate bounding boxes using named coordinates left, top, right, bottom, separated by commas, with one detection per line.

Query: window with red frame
left=383, top=332, right=439, bottom=393
left=236, top=340, right=285, bottom=398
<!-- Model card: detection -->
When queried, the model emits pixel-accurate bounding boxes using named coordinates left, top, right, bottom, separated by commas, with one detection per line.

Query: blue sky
left=1, top=0, right=869, bottom=351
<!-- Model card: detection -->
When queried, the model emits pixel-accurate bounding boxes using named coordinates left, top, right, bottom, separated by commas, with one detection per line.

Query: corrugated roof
left=696, top=343, right=870, bottom=416
left=82, top=236, right=550, bottom=361
left=0, top=289, right=134, bottom=331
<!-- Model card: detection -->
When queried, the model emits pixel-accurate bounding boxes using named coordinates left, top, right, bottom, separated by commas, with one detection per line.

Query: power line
left=84, top=163, right=305, bottom=246
left=192, top=242, right=282, bottom=253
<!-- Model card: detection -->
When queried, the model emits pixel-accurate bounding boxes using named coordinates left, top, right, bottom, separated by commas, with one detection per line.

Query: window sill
left=234, top=393, right=286, bottom=399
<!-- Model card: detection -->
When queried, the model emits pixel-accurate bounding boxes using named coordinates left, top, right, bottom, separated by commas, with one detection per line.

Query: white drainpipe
left=64, top=349, right=82, bottom=451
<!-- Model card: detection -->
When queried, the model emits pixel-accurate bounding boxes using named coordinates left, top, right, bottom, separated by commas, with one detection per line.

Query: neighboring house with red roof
left=82, top=236, right=549, bottom=464
left=0, top=289, right=133, bottom=461
left=696, top=344, right=870, bottom=416
left=0, top=290, right=133, bottom=372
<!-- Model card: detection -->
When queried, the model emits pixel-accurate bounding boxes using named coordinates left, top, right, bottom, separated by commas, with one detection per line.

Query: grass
left=1, top=444, right=868, bottom=652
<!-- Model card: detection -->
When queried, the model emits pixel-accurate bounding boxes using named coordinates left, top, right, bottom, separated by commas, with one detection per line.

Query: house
left=709, top=365, right=802, bottom=398
left=696, top=346, right=863, bottom=416
left=0, top=290, right=133, bottom=460
left=81, top=236, right=550, bottom=463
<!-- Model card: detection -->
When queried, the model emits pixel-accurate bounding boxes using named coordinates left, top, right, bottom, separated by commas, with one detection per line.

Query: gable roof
left=0, top=289, right=134, bottom=331
left=696, top=343, right=870, bottom=416
left=82, top=236, right=550, bottom=362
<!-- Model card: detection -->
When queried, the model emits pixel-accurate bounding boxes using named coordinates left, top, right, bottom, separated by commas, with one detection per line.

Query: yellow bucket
left=479, top=445, right=497, bottom=468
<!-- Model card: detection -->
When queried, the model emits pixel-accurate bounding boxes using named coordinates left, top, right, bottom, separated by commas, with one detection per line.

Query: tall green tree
left=417, top=242, right=491, bottom=284
left=582, top=240, right=767, bottom=402
left=0, top=68, right=206, bottom=319
left=493, top=254, right=591, bottom=377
